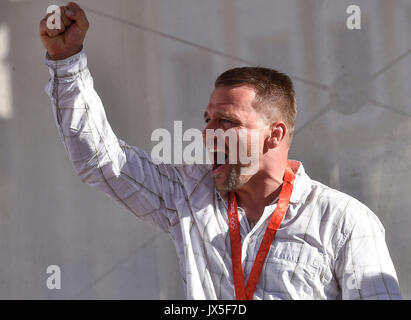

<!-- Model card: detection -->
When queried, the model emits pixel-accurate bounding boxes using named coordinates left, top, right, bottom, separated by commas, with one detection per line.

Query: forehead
left=206, top=85, right=257, bottom=115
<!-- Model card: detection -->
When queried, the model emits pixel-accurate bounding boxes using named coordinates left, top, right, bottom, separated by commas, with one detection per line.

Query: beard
left=214, top=164, right=251, bottom=193
left=211, top=135, right=261, bottom=194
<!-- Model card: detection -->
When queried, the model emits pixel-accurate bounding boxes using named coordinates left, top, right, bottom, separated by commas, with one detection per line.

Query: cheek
left=236, top=129, right=265, bottom=158
left=250, top=129, right=266, bottom=150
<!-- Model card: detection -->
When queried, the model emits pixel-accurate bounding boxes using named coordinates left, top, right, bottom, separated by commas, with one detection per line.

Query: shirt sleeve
left=44, top=48, right=185, bottom=233
left=334, top=200, right=402, bottom=300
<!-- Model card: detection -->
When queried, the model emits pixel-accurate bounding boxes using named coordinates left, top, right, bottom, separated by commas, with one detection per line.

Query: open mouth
left=212, top=150, right=229, bottom=172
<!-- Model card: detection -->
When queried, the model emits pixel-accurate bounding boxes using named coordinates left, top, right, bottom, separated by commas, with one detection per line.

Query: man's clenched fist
left=40, top=2, right=89, bottom=60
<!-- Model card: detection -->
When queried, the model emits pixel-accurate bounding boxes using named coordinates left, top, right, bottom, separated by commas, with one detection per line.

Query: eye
left=220, top=118, right=237, bottom=128
left=204, top=118, right=210, bottom=124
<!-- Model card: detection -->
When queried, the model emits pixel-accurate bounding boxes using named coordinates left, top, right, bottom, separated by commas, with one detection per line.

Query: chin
left=214, top=166, right=250, bottom=193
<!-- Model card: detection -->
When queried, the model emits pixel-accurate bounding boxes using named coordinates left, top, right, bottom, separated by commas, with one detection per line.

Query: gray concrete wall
left=0, top=0, right=410, bottom=299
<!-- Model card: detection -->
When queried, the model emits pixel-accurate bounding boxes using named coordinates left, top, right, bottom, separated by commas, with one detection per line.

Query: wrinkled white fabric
left=45, top=48, right=401, bottom=300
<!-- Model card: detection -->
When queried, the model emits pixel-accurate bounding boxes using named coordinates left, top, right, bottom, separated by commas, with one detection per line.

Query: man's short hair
left=214, top=67, right=297, bottom=144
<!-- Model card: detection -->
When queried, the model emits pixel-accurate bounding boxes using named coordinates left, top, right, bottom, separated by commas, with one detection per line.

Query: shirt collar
left=287, top=160, right=311, bottom=205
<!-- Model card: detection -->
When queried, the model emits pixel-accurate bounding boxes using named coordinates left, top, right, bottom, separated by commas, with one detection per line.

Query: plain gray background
left=0, top=0, right=410, bottom=299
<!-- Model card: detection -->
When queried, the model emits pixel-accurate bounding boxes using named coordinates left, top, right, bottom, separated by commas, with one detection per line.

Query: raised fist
left=40, top=2, right=89, bottom=60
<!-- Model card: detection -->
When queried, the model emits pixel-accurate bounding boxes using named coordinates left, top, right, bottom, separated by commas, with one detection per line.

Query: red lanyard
left=228, top=167, right=296, bottom=300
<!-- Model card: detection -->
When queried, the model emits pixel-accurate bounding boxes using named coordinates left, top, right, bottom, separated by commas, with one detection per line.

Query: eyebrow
left=203, top=110, right=241, bottom=122
left=215, top=111, right=240, bottom=122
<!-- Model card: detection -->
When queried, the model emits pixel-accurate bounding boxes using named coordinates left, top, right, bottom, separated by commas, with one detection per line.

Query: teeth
left=207, top=148, right=226, bottom=153
left=206, top=147, right=229, bottom=166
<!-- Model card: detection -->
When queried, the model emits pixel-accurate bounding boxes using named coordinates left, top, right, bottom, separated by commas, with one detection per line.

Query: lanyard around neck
left=228, top=166, right=296, bottom=300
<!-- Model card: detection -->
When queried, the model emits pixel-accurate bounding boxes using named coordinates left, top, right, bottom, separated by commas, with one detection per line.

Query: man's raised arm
left=40, top=2, right=186, bottom=232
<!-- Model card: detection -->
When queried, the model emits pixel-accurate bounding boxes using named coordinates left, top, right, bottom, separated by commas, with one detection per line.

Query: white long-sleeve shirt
left=44, top=48, right=401, bottom=300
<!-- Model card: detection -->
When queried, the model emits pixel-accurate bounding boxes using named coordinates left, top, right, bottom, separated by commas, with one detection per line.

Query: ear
left=266, top=122, right=287, bottom=149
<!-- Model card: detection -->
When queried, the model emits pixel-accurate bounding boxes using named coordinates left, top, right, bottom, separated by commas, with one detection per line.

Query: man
left=40, top=2, right=401, bottom=299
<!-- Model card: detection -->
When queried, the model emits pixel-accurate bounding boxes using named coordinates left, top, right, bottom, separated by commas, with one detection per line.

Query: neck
left=235, top=155, right=288, bottom=223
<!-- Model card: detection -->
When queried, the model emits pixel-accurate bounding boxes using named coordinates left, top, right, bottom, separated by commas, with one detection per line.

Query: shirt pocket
left=263, top=239, right=326, bottom=299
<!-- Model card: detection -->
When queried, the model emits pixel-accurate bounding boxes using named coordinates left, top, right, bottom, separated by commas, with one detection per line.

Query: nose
left=202, top=119, right=219, bottom=147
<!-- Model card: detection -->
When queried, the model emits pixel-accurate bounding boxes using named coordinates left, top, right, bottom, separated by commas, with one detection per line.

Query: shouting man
left=40, top=2, right=401, bottom=299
